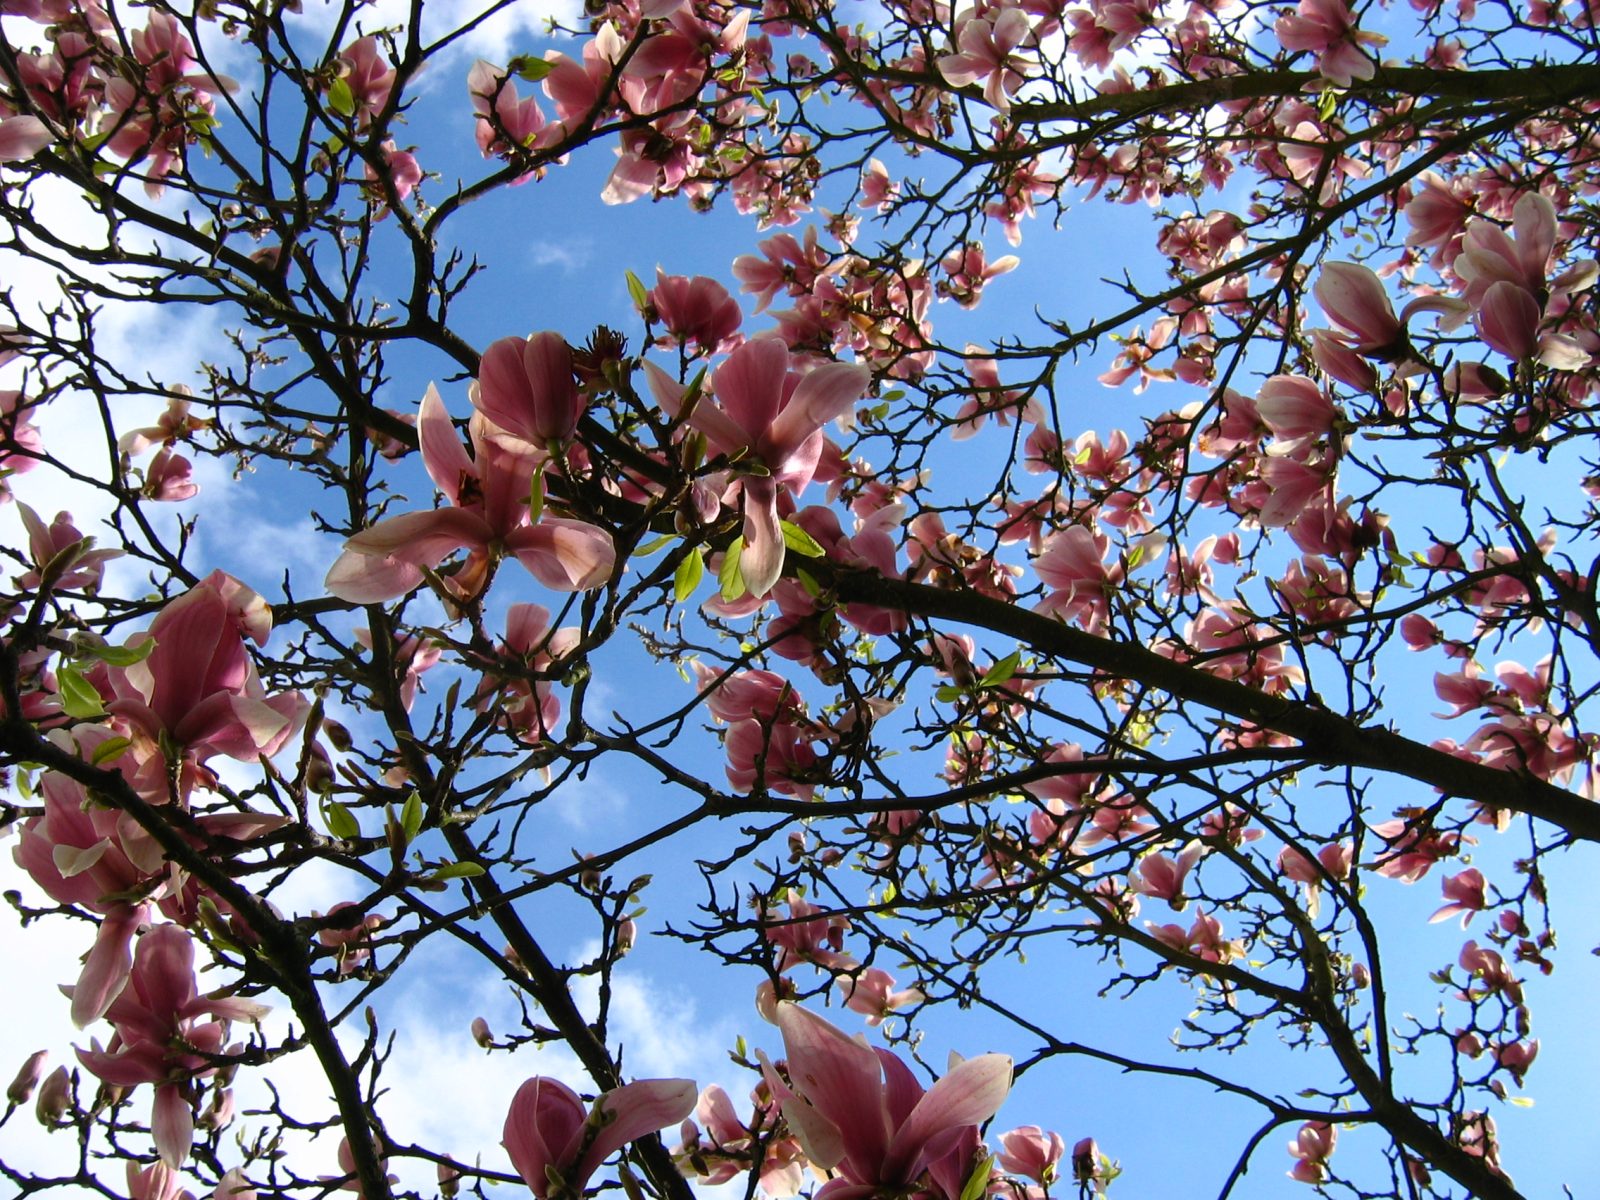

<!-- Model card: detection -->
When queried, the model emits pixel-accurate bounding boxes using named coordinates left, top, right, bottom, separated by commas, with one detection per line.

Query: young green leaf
left=980, top=651, right=1020, bottom=688
left=675, top=547, right=705, bottom=602
left=432, top=861, right=487, bottom=881
left=324, top=801, right=360, bottom=840
left=327, top=76, right=356, bottom=118
left=625, top=269, right=651, bottom=312
left=780, top=520, right=825, bottom=558
left=400, top=791, right=424, bottom=844
left=57, top=665, right=105, bottom=719
left=718, top=537, right=746, bottom=601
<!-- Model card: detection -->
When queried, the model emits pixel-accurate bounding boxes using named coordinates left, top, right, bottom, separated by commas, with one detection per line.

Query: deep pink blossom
left=645, top=339, right=868, bottom=596
left=503, top=1076, right=696, bottom=1199
left=764, top=1003, right=1012, bottom=1199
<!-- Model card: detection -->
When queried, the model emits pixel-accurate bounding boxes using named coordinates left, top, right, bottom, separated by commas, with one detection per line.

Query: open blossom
left=649, top=271, right=743, bottom=354
left=997, top=1126, right=1065, bottom=1184
left=762, top=1003, right=1012, bottom=1196
left=937, top=9, right=1036, bottom=113
left=1128, top=842, right=1204, bottom=908
left=77, top=926, right=267, bottom=1167
left=108, top=571, right=308, bottom=766
left=1274, top=0, right=1385, bottom=87
left=325, top=385, right=614, bottom=602
left=836, top=967, right=924, bottom=1025
left=1430, top=868, right=1488, bottom=926
left=503, top=1076, right=696, bottom=1200
left=645, top=339, right=868, bottom=597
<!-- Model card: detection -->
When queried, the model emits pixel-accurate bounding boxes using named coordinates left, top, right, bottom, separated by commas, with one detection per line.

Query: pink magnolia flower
left=143, top=447, right=199, bottom=501
left=334, top=36, right=395, bottom=126
left=14, top=505, right=121, bottom=592
left=7, top=1050, right=47, bottom=1106
left=1128, top=842, right=1204, bottom=909
left=108, top=571, right=308, bottom=766
left=1313, top=262, right=1405, bottom=356
left=471, top=603, right=582, bottom=745
left=649, top=271, right=743, bottom=354
left=763, top=1002, right=1012, bottom=1198
left=1274, top=0, right=1384, bottom=87
left=1287, top=1120, right=1336, bottom=1184
left=996, top=1125, right=1065, bottom=1185
left=325, top=385, right=614, bottom=602
left=77, top=926, right=267, bottom=1167
left=836, top=967, right=924, bottom=1025
left=503, top=1076, right=697, bottom=1200
left=1430, top=868, right=1488, bottom=926
left=475, top=333, right=586, bottom=447
left=1254, top=375, right=1341, bottom=452
left=1034, top=525, right=1122, bottom=633
left=119, top=395, right=209, bottom=455
left=0, top=113, right=51, bottom=161
left=469, top=61, right=548, bottom=166
left=645, top=339, right=869, bottom=596
left=1494, top=1039, right=1539, bottom=1083
left=937, top=10, right=1036, bottom=113
left=763, top=889, right=855, bottom=973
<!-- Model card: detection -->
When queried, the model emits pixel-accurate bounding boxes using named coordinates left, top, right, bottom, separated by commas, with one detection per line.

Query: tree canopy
left=0, top=1, right=1597, bottom=1198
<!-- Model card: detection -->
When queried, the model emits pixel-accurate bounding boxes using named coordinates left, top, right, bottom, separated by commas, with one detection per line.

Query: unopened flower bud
left=438, top=1162, right=461, bottom=1198
left=35, top=1065, right=70, bottom=1124
left=8, top=1050, right=46, bottom=1106
left=616, top=919, right=637, bottom=956
left=1350, top=962, right=1371, bottom=989
left=471, top=1017, right=493, bottom=1048
left=1071, top=1138, right=1099, bottom=1183
left=200, top=1087, right=235, bottom=1130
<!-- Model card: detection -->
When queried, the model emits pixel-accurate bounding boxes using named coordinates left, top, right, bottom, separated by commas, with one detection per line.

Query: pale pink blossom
left=326, top=386, right=614, bottom=602
left=1274, top=0, right=1384, bottom=87
left=937, top=10, right=1036, bottom=113
left=1430, top=868, right=1488, bottom=926
left=836, top=967, right=924, bottom=1025
left=1287, top=1121, right=1336, bottom=1184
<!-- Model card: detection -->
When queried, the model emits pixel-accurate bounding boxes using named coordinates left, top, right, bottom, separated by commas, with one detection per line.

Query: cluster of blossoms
left=498, top=1002, right=1110, bottom=1200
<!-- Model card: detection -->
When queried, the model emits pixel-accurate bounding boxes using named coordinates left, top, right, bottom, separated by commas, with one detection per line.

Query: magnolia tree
left=0, top=0, right=1596, bottom=1198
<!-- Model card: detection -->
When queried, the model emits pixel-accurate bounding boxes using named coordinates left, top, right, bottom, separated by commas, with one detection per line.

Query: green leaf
left=510, top=55, right=553, bottom=82
left=674, top=547, right=705, bottom=602
left=957, top=1154, right=992, bottom=1200
left=324, top=801, right=360, bottom=840
left=934, top=684, right=963, bottom=703
left=633, top=533, right=676, bottom=557
left=57, top=665, right=105, bottom=719
left=432, top=861, right=487, bottom=881
left=76, top=637, right=156, bottom=668
left=718, top=537, right=746, bottom=601
left=780, top=520, right=825, bottom=559
left=327, top=76, right=356, bottom=119
left=91, top=736, right=131, bottom=766
left=980, top=651, right=1020, bottom=688
left=528, top=462, right=545, bottom=522
left=625, top=269, right=651, bottom=312
left=796, top=567, right=820, bottom=598
left=400, top=791, right=424, bottom=844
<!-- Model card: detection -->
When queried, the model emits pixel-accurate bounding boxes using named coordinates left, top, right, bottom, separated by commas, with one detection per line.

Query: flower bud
left=472, top=1017, right=493, bottom=1048
left=438, top=1162, right=461, bottom=1198
left=8, top=1050, right=47, bottom=1106
left=35, top=1065, right=70, bottom=1124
